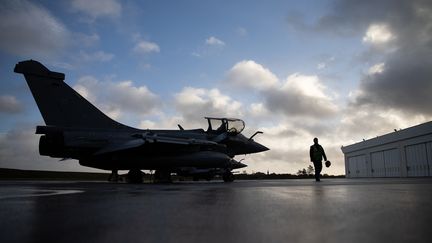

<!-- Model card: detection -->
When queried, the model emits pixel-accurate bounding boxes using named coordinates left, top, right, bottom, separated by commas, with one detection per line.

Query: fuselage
left=37, top=125, right=268, bottom=171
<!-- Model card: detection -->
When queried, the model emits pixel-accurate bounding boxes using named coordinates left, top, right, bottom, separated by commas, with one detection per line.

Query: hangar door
left=348, top=155, right=368, bottom=178
left=371, top=149, right=401, bottom=177
left=405, top=143, right=430, bottom=177
left=428, top=142, right=432, bottom=176
left=371, top=152, right=385, bottom=177
left=384, top=149, right=401, bottom=177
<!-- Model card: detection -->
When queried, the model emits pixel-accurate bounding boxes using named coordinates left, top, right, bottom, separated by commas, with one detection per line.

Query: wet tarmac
left=1, top=178, right=431, bottom=243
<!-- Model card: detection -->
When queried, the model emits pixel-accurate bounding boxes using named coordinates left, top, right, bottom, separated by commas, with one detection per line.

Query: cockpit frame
left=205, top=117, right=245, bottom=134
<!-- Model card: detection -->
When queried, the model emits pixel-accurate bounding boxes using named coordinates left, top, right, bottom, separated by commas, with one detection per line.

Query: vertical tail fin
left=14, top=60, right=126, bottom=129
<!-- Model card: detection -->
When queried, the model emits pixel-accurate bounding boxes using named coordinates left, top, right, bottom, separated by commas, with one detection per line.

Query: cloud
left=338, top=105, right=430, bottom=146
left=225, top=60, right=338, bottom=119
left=78, top=50, right=114, bottom=62
left=316, top=56, right=335, bottom=70
left=264, top=74, right=338, bottom=118
left=367, top=63, right=385, bottom=75
left=191, top=36, right=225, bottom=58
left=0, top=0, right=70, bottom=58
left=51, top=62, right=75, bottom=70
left=243, top=121, right=346, bottom=175
left=109, top=81, right=159, bottom=114
left=206, top=36, right=225, bottom=46
left=300, top=0, right=432, bottom=117
left=332, top=1, right=432, bottom=116
left=317, top=63, right=326, bottom=70
left=73, top=76, right=99, bottom=102
left=75, top=33, right=100, bottom=47
left=174, top=87, right=243, bottom=125
left=247, top=103, right=271, bottom=119
left=191, top=36, right=226, bottom=57
left=73, top=76, right=160, bottom=121
left=0, top=126, right=102, bottom=172
left=0, top=95, right=23, bottom=114
left=71, top=0, right=122, bottom=19
left=216, top=60, right=344, bottom=174
left=226, top=60, right=278, bottom=90
left=282, top=0, right=432, bottom=174
left=352, top=50, right=432, bottom=115
left=133, top=40, right=160, bottom=54
left=362, top=23, right=395, bottom=44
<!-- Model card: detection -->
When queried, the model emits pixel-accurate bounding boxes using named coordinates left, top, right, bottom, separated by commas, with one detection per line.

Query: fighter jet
left=14, top=60, right=269, bottom=183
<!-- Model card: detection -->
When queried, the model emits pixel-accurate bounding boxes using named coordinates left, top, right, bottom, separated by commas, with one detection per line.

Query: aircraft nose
left=250, top=141, right=269, bottom=153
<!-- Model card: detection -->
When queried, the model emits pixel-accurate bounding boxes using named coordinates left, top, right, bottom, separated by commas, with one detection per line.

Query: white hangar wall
left=341, top=121, right=432, bottom=178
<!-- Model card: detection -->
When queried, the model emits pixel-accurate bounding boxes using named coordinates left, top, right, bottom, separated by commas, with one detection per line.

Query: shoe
left=315, top=179, right=320, bottom=182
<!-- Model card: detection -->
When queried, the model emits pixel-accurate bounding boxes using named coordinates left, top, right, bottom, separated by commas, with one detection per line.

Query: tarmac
left=1, top=178, right=431, bottom=243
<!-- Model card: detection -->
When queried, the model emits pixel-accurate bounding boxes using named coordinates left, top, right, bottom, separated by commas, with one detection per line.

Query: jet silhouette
left=14, top=60, right=268, bottom=183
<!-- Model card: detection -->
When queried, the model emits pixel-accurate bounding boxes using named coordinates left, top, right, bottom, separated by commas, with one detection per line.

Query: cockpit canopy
left=205, top=117, right=245, bottom=134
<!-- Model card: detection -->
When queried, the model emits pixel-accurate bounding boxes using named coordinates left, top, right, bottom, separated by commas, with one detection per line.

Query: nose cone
left=252, top=141, right=269, bottom=153
left=225, top=134, right=269, bottom=155
left=243, top=140, right=269, bottom=154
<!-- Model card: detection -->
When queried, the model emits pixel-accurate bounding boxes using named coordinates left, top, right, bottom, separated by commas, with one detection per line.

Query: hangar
left=341, top=121, right=432, bottom=178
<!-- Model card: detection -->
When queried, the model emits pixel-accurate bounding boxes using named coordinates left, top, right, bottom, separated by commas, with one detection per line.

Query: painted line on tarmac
left=0, top=189, right=84, bottom=199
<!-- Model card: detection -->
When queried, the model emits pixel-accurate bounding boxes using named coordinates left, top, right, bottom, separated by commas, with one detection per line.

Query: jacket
left=310, top=144, right=327, bottom=162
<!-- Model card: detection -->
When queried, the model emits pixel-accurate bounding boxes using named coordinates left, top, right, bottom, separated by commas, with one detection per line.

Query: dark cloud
left=309, top=0, right=432, bottom=116
left=315, top=1, right=415, bottom=36
left=264, top=88, right=338, bottom=118
left=0, top=0, right=70, bottom=58
left=355, top=49, right=432, bottom=115
left=288, top=0, right=422, bottom=38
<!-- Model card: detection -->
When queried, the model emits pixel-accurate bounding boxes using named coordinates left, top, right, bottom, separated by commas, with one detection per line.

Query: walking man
left=309, top=137, right=327, bottom=182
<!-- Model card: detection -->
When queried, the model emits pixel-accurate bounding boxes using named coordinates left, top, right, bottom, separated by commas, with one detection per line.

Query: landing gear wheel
left=108, top=169, right=119, bottom=182
left=127, top=169, right=143, bottom=183
left=223, top=172, right=234, bottom=182
left=154, top=170, right=172, bottom=183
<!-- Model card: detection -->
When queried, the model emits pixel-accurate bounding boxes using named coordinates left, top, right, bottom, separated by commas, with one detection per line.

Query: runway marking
left=0, top=189, right=84, bottom=199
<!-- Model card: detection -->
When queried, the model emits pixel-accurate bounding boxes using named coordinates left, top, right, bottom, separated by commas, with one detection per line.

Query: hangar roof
left=341, top=121, right=432, bottom=154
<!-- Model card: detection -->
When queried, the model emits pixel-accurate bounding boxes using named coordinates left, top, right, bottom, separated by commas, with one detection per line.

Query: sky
left=1, top=0, right=432, bottom=175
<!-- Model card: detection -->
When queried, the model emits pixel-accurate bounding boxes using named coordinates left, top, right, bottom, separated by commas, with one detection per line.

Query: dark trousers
left=312, top=161, right=322, bottom=181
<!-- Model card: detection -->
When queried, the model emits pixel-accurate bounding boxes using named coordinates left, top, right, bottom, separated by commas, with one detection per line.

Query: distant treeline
left=235, top=172, right=345, bottom=180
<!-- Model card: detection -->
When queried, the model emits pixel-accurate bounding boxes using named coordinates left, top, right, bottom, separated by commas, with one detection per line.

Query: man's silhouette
left=309, top=138, right=327, bottom=182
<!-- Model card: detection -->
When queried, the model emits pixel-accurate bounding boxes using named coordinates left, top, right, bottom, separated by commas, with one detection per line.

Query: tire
left=223, top=172, right=234, bottom=182
left=127, top=169, right=143, bottom=183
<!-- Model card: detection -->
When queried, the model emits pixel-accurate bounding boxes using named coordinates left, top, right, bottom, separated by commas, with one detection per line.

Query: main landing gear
left=127, top=169, right=144, bottom=183
left=108, top=169, right=119, bottom=182
left=108, top=169, right=144, bottom=183
left=222, top=171, right=234, bottom=182
left=154, top=170, right=172, bottom=183
left=108, top=169, right=233, bottom=183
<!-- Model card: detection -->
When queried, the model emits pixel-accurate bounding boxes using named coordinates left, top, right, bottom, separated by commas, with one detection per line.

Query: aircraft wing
left=94, top=133, right=218, bottom=155
left=94, top=139, right=145, bottom=155
left=134, top=132, right=218, bottom=145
